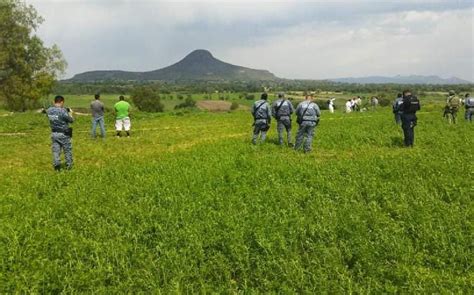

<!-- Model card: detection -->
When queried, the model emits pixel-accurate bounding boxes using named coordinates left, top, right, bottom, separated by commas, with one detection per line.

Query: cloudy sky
left=30, top=0, right=473, bottom=81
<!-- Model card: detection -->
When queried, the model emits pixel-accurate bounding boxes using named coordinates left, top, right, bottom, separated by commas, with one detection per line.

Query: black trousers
left=401, top=113, right=417, bottom=147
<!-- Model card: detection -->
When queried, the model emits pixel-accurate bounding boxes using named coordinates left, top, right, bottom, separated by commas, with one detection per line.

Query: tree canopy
left=0, top=0, right=66, bottom=111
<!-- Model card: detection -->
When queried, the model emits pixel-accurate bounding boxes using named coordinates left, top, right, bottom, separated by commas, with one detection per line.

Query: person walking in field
left=371, top=96, right=379, bottom=110
left=251, top=93, right=272, bottom=145
left=294, top=93, right=321, bottom=153
left=354, top=96, right=362, bottom=112
left=272, top=92, right=294, bottom=146
left=464, top=93, right=474, bottom=122
left=393, top=93, right=403, bottom=125
left=327, top=97, right=336, bottom=113
left=114, top=95, right=131, bottom=137
left=46, top=95, right=74, bottom=171
left=444, top=90, right=461, bottom=124
left=345, top=99, right=352, bottom=113
left=399, top=90, right=420, bottom=147
left=90, top=93, right=106, bottom=139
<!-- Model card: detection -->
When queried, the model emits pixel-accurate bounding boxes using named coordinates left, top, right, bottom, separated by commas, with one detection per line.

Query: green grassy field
left=0, top=106, right=472, bottom=292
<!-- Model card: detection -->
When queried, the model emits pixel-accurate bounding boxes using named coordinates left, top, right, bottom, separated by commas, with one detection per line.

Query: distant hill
left=68, top=50, right=277, bottom=82
left=329, top=75, right=472, bottom=85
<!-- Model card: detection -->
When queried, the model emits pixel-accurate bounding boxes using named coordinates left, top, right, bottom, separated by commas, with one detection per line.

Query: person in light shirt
left=345, top=99, right=352, bottom=113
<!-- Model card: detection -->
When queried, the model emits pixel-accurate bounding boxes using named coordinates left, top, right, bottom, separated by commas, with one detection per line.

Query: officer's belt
left=51, top=128, right=67, bottom=134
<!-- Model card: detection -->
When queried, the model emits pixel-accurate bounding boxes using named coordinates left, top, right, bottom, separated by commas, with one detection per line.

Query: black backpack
left=407, top=96, right=420, bottom=113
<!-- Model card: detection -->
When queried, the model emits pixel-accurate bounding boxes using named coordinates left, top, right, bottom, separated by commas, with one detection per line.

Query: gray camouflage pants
left=51, top=132, right=73, bottom=169
left=294, top=122, right=316, bottom=152
left=252, top=120, right=269, bottom=144
left=277, top=117, right=292, bottom=145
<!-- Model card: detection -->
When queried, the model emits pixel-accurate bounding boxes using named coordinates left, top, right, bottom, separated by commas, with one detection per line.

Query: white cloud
left=222, top=8, right=474, bottom=81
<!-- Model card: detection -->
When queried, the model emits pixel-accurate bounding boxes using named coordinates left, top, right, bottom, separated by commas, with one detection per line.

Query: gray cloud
left=30, top=0, right=473, bottom=81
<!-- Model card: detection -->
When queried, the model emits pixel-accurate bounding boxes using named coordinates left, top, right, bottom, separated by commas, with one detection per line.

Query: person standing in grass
left=272, top=92, right=294, bottom=147
left=399, top=90, right=420, bottom=147
left=393, top=93, right=404, bottom=125
left=345, top=99, right=352, bottom=113
left=90, top=93, right=106, bottom=139
left=114, top=95, right=131, bottom=137
left=464, top=93, right=474, bottom=122
left=46, top=95, right=74, bottom=171
left=444, top=90, right=460, bottom=124
left=328, top=98, right=336, bottom=113
left=251, top=93, right=271, bottom=145
left=294, top=93, right=321, bottom=153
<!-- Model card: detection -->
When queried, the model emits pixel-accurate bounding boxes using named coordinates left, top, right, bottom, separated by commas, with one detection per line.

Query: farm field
left=0, top=106, right=473, bottom=293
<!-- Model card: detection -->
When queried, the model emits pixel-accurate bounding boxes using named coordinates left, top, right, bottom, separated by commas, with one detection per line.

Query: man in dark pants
left=400, top=90, right=420, bottom=147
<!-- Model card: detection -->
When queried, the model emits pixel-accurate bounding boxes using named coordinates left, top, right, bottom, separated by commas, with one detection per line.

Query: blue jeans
left=91, top=116, right=106, bottom=138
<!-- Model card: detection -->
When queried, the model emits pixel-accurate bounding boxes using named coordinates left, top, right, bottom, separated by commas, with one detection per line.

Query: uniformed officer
left=46, top=95, right=74, bottom=171
left=464, top=93, right=474, bottom=122
left=251, top=93, right=272, bottom=145
left=444, top=90, right=461, bottom=124
left=272, top=93, right=294, bottom=146
left=393, top=93, right=403, bottom=125
left=399, top=90, right=420, bottom=147
left=294, top=94, right=321, bottom=153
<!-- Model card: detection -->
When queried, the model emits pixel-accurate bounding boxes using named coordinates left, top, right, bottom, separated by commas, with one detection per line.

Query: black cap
left=261, top=93, right=268, bottom=100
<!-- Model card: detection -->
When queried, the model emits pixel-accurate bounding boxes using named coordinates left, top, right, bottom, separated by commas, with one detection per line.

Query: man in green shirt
left=114, top=95, right=131, bottom=137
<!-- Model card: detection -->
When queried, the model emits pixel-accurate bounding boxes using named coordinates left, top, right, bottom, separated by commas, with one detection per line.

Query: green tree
left=0, top=0, right=66, bottom=111
left=131, top=86, right=164, bottom=112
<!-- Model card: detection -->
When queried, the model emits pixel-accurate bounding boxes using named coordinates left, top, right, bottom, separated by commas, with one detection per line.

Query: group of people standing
left=442, top=90, right=474, bottom=123
left=251, top=93, right=321, bottom=153
left=45, top=94, right=132, bottom=171
left=252, top=90, right=423, bottom=150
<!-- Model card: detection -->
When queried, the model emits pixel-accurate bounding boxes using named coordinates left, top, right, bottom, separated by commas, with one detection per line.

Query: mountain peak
left=68, top=49, right=277, bottom=82
left=183, top=49, right=214, bottom=61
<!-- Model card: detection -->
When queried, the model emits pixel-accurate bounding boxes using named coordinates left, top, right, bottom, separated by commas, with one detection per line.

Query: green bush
left=230, top=102, right=239, bottom=111
left=175, top=97, right=196, bottom=109
left=131, top=86, right=164, bottom=112
left=378, top=97, right=391, bottom=107
left=245, top=94, right=255, bottom=100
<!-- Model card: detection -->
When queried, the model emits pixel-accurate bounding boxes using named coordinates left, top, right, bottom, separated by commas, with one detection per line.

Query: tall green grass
left=0, top=108, right=472, bottom=292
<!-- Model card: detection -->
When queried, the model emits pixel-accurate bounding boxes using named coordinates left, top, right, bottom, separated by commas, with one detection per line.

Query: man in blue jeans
left=90, top=93, right=106, bottom=138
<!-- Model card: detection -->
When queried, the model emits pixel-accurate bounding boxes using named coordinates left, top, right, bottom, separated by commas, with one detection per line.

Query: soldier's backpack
left=449, top=96, right=460, bottom=109
left=407, top=96, right=420, bottom=113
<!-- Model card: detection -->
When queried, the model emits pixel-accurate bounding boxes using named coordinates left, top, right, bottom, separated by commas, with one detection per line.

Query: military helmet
left=449, top=90, right=455, bottom=95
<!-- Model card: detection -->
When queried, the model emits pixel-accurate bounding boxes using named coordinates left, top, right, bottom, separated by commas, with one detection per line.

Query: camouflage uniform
left=444, top=92, right=460, bottom=123
left=294, top=101, right=321, bottom=152
left=46, top=107, right=74, bottom=170
left=272, top=98, right=294, bottom=146
left=251, top=99, right=271, bottom=144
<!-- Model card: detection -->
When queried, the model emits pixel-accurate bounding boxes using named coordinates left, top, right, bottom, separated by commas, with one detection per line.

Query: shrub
left=131, top=86, right=164, bottom=112
left=175, top=97, right=196, bottom=109
left=378, top=97, right=391, bottom=107
left=314, top=99, right=329, bottom=110
left=230, top=102, right=239, bottom=111
left=245, top=94, right=255, bottom=100
left=177, top=94, right=184, bottom=100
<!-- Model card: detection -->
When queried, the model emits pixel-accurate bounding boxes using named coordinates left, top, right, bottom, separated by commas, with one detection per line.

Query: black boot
left=54, top=165, right=61, bottom=171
